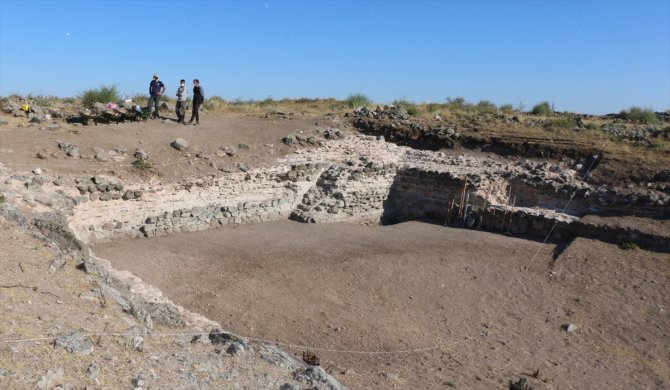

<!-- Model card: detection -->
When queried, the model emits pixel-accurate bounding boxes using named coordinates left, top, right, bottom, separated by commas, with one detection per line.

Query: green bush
left=475, top=100, right=498, bottom=114
left=445, top=97, right=466, bottom=111
left=258, top=97, right=275, bottom=107
left=406, top=105, right=420, bottom=116
left=531, top=101, right=553, bottom=116
left=544, top=118, right=577, bottom=129
left=345, top=93, right=371, bottom=108
left=425, top=103, right=442, bottom=113
left=203, top=95, right=227, bottom=110
left=0, top=193, right=5, bottom=203
left=392, top=99, right=419, bottom=116
left=500, top=104, right=514, bottom=114
left=620, top=242, right=639, bottom=250
left=620, top=107, right=658, bottom=124
left=80, top=85, right=120, bottom=108
left=132, top=159, right=153, bottom=170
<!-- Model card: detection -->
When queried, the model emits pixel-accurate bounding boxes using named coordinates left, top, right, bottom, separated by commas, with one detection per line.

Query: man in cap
left=147, top=73, right=166, bottom=119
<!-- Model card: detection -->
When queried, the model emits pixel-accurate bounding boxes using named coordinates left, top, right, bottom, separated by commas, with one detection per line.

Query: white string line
left=493, top=150, right=603, bottom=318
left=2, top=159, right=194, bottom=169
left=0, top=331, right=473, bottom=355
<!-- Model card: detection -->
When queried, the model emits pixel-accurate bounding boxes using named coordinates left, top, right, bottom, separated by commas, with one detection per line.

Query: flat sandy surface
left=94, top=220, right=670, bottom=389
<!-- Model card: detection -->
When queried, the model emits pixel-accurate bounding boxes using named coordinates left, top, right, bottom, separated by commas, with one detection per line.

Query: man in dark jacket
left=147, top=73, right=166, bottom=119
left=187, top=79, right=204, bottom=126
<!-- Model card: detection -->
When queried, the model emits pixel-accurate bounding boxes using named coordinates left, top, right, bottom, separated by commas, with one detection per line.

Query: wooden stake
left=506, top=195, right=516, bottom=234
left=500, top=185, right=512, bottom=233
left=459, top=178, right=468, bottom=220
left=445, top=198, right=455, bottom=226
left=479, top=189, right=490, bottom=228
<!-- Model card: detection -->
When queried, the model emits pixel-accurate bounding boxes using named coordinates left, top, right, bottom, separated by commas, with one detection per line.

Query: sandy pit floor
left=93, top=220, right=670, bottom=389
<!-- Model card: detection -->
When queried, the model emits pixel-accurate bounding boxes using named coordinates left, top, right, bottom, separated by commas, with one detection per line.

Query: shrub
left=500, top=104, right=514, bottom=114
left=620, top=242, right=639, bottom=250
left=585, top=122, right=598, bottom=130
left=345, top=93, right=371, bottom=108
left=406, top=105, right=420, bottom=116
left=132, top=159, right=153, bottom=170
left=620, top=107, right=659, bottom=124
left=531, top=101, right=553, bottom=116
left=258, top=97, right=275, bottom=107
left=445, top=97, right=466, bottom=111
left=544, top=118, right=577, bottom=129
left=425, top=103, right=441, bottom=113
left=203, top=95, right=227, bottom=110
left=475, top=100, right=498, bottom=114
left=80, top=85, right=120, bottom=108
left=0, top=193, right=5, bottom=203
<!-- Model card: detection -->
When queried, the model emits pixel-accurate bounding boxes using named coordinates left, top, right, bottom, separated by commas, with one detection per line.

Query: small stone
left=132, top=374, right=145, bottom=388
left=134, top=148, right=149, bottom=161
left=132, top=336, right=144, bottom=351
left=171, top=138, right=189, bottom=151
left=282, top=135, right=294, bottom=145
left=561, top=323, right=578, bottom=333
left=53, top=332, right=94, bottom=354
left=37, top=367, right=64, bottom=390
left=87, top=362, right=100, bottom=378
left=33, top=167, right=43, bottom=175
left=36, top=152, right=48, bottom=159
left=226, top=342, right=245, bottom=356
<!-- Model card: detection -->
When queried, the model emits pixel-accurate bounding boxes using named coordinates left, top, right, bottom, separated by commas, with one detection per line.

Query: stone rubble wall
left=290, top=162, right=398, bottom=224
left=69, top=163, right=328, bottom=244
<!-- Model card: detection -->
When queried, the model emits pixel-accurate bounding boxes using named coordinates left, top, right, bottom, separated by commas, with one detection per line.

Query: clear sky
left=0, top=0, right=668, bottom=114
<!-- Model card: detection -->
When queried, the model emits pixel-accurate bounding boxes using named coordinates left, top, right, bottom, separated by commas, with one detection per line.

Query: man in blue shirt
left=147, top=73, right=166, bottom=119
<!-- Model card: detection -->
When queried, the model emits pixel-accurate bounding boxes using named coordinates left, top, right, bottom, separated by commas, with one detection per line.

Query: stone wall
left=69, top=163, right=327, bottom=243
left=290, top=161, right=398, bottom=224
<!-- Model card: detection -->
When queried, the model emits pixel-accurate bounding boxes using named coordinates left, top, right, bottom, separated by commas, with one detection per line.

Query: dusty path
left=94, top=220, right=670, bottom=389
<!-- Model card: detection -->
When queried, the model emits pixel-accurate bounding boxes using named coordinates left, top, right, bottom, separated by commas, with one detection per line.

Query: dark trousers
left=176, top=101, right=186, bottom=122
left=147, top=95, right=161, bottom=118
left=189, top=102, right=201, bottom=123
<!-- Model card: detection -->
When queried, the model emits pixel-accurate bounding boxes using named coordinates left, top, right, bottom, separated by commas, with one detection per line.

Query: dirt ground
left=0, top=112, right=344, bottom=182
left=2, top=110, right=669, bottom=389
left=94, top=220, right=670, bottom=389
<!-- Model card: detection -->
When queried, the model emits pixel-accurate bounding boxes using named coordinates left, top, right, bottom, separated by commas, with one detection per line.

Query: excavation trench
left=55, top=134, right=668, bottom=389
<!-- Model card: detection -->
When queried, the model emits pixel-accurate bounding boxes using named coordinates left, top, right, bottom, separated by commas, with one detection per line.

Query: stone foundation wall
left=381, top=168, right=507, bottom=224
left=69, top=163, right=327, bottom=243
left=290, top=162, right=398, bottom=224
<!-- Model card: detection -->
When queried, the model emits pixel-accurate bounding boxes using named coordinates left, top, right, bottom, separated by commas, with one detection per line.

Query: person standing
left=175, top=79, right=187, bottom=123
left=187, top=79, right=204, bottom=126
left=147, top=73, right=166, bottom=119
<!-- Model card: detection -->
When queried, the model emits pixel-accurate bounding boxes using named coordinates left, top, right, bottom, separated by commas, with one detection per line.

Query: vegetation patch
left=531, top=101, right=553, bottom=116
left=132, top=159, right=153, bottom=170
left=345, top=93, right=371, bottom=108
left=620, top=242, right=639, bottom=250
left=80, top=85, right=120, bottom=108
left=544, top=117, right=577, bottom=129
left=620, top=107, right=659, bottom=124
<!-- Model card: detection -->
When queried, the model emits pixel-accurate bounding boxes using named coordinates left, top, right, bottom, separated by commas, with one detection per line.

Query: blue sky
left=0, top=0, right=668, bottom=114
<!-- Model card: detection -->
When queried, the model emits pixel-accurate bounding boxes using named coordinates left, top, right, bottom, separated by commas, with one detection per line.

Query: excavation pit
left=2, top=120, right=668, bottom=389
